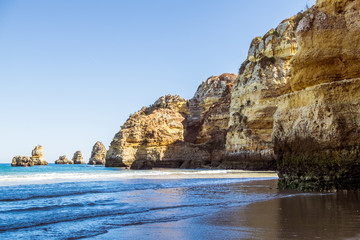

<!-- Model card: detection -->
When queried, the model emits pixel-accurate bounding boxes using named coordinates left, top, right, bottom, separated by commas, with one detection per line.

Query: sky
left=0, top=0, right=316, bottom=163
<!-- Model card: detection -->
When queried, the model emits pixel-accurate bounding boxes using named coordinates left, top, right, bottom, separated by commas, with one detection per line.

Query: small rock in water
left=11, top=156, right=34, bottom=167
left=72, top=151, right=85, bottom=164
left=55, top=155, right=74, bottom=164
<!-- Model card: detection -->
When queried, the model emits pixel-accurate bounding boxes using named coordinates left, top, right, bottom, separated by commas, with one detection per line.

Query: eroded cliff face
left=224, top=16, right=299, bottom=170
left=106, top=74, right=236, bottom=169
left=105, top=0, right=359, bottom=191
left=186, top=74, right=236, bottom=167
left=273, top=0, right=360, bottom=191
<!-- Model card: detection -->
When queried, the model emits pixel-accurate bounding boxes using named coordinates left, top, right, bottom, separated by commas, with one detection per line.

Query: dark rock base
left=277, top=148, right=360, bottom=191
left=220, top=153, right=276, bottom=171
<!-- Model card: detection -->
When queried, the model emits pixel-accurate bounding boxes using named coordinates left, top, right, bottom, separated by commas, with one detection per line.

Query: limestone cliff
left=106, top=74, right=236, bottom=169
left=273, top=0, right=360, bottom=191
left=105, top=0, right=359, bottom=191
left=224, top=16, right=299, bottom=170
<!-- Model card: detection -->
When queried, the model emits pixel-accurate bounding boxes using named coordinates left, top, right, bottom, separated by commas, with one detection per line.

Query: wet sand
left=93, top=179, right=360, bottom=240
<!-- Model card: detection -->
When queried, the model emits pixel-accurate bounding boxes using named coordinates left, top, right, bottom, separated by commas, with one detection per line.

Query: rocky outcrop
left=89, top=141, right=106, bottom=165
left=105, top=0, right=359, bottom=191
left=31, top=145, right=48, bottom=165
left=106, top=74, right=236, bottom=169
left=11, top=156, right=34, bottom=167
left=72, top=151, right=85, bottom=164
left=11, top=145, right=48, bottom=167
left=55, top=155, right=73, bottom=164
left=224, top=15, right=299, bottom=170
left=273, top=0, right=360, bottom=191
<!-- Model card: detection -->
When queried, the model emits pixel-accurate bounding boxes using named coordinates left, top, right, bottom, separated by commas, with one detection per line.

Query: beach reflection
left=275, top=191, right=360, bottom=239
left=89, top=179, right=360, bottom=240
left=207, top=190, right=360, bottom=239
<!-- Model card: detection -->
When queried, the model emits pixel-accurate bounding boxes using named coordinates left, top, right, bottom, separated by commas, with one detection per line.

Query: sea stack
left=55, top=155, right=74, bottom=164
left=11, top=156, right=34, bottom=167
left=31, top=145, right=48, bottom=165
left=72, top=151, right=85, bottom=164
left=11, top=145, right=48, bottom=167
left=88, top=141, right=106, bottom=165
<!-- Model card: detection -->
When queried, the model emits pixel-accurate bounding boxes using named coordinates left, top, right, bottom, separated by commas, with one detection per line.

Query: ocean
left=1, top=164, right=359, bottom=240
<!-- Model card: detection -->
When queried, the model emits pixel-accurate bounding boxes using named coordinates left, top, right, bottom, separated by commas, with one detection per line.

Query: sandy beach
left=92, top=179, right=360, bottom=240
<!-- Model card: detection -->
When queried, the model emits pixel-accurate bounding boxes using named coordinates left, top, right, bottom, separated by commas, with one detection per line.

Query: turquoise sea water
left=0, top=163, right=276, bottom=186
left=0, top=164, right=278, bottom=239
left=1, top=164, right=360, bottom=239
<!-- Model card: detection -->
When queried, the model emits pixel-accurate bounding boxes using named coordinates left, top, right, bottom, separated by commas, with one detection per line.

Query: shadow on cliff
left=129, top=109, right=227, bottom=170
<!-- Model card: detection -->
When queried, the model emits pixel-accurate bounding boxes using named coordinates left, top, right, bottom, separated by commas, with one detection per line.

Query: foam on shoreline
left=0, top=168, right=278, bottom=186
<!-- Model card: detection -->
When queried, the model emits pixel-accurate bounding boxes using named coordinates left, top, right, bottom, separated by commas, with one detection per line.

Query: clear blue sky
left=0, top=0, right=316, bottom=163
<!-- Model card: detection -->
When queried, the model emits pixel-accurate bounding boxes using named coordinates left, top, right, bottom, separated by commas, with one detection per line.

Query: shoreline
left=91, top=179, right=360, bottom=240
left=0, top=165, right=278, bottom=186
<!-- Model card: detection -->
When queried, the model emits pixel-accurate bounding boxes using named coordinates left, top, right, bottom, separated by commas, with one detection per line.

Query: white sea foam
left=0, top=169, right=277, bottom=186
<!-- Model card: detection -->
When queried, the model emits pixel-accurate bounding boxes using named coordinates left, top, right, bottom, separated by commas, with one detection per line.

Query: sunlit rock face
left=106, top=95, right=192, bottom=169
left=31, top=145, right=48, bottom=165
left=273, top=0, right=360, bottom=191
left=72, top=151, right=85, bottom=164
left=105, top=0, right=360, bottom=190
left=224, top=16, right=299, bottom=170
left=88, top=141, right=106, bottom=165
left=106, top=74, right=236, bottom=169
left=55, top=155, right=73, bottom=164
left=11, top=145, right=48, bottom=166
left=186, top=74, right=237, bottom=167
left=11, top=156, right=34, bottom=167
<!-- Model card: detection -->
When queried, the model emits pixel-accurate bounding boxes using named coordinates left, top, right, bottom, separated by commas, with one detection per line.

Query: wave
left=0, top=169, right=277, bottom=186
left=0, top=201, right=217, bottom=232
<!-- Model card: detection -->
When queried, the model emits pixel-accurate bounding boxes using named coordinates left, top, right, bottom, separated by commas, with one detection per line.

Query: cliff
left=273, top=0, right=360, bottom=191
left=106, top=74, right=236, bottom=169
left=105, top=0, right=360, bottom=191
left=224, top=15, right=299, bottom=170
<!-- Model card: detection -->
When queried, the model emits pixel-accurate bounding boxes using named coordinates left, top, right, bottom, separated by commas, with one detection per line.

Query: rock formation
left=11, top=145, right=48, bottom=167
left=11, top=156, right=34, bottom=167
left=106, top=74, right=236, bottom=169
left=72, top=151, right=85, bottom=164
left=55, top=155, right=73, bottom=164
left=105, top=0, right=360, bottom=191
left=88, top=141, right=106, bottom=165
left=273, top=0, right=360, bottom=191
left=224, top=15, right=299, bottom=170
left=30, top=145, right=48, bottom=165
